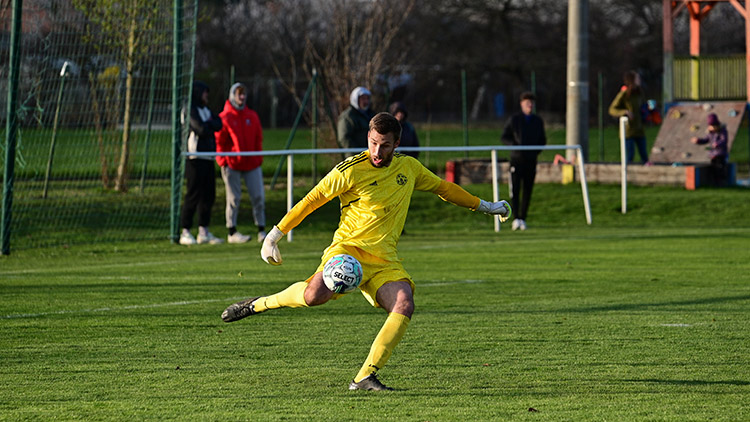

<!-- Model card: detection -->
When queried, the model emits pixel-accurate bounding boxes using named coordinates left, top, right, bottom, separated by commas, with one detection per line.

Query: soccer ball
left=322, top=254, right=363, bottom=294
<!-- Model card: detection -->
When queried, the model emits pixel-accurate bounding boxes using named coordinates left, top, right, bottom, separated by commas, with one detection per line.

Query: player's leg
left=255, top=272, right=334, bottom=310
left=221, top=272, right=334, bottom=322
left=350, top=280, right=413, bottom=390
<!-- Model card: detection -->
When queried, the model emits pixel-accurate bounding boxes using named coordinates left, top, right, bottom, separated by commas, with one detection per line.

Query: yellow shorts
left=308, top=243, right=415, bottom=308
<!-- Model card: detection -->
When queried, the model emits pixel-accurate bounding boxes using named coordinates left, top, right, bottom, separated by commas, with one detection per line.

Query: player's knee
left=393, top=296, right=414, bottom=318
left=304, top=277, right=333, bottom=306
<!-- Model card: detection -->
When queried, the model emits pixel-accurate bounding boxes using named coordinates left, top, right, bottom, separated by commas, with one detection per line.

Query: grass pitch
left=1, top=183, right=749, bottom=421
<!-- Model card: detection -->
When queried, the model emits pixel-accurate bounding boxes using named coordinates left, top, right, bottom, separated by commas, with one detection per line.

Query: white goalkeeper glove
left=260, top=226, right=284, bottom=265
left=477, top=199, right=512, bottom=223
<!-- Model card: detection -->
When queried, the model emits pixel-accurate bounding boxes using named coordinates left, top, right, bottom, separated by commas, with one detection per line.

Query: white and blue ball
left=322, top=254, right=363, bottom=294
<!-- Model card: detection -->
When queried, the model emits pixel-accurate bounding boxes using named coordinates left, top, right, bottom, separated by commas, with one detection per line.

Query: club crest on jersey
left=396, top=173, right=408, bottom=186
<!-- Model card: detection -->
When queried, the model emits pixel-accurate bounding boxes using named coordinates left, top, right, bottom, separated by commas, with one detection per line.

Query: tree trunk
left=114, top=15, right=137, bottom=192
left=88, top=73, right=110, bottom=189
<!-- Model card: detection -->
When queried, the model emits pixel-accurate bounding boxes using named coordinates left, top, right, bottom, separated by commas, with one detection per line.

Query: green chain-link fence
left=1, top=0, right=197, bottom=253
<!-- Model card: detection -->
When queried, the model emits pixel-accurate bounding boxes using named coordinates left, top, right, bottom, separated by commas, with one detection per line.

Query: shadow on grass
left=560, top=294, right=750, bottom=313
left=623, top=378, right=750, bottom=386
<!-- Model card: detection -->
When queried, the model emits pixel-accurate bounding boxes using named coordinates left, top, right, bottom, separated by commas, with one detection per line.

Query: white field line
left=0, top=251, right=321, bottom=276
left=1, top=297, right=247, bottom=320
left=0, top=241, right=469, bottom=277
left=2, top=279, right=484, bottom=320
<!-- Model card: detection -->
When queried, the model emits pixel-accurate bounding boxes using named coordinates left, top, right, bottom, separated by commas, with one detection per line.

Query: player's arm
left=261, top=169, right=349, bottom=265
left=260, top=188, right=330, bottom=265
left=432, top=180, right=512, bottom=222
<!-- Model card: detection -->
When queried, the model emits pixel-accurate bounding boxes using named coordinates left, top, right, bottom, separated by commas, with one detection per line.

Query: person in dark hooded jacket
left=179, top=81, right=224, bottom=245
left=388, top=102, right=419, bottom=159
left=337, top=86, right=376, bottom=151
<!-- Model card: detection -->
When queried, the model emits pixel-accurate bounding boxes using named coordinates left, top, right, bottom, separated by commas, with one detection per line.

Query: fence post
left=619, top=116, right=628, bottom=214
left=461, top=69, right=468, bottom=158
left=576, top=146, right=592, bottom=225
left=491, top=149, right=500, bottom=232
left=598, top=71, right=604, bottom=162
left=43, top=61, right=70, bottom=199
left=170, top=0, right=184, bottom=243
left=286, top=154, right=294, bottom=242
left=2, top=0, right=23, bottom=255
left=311, top=68, right=318, bottom=183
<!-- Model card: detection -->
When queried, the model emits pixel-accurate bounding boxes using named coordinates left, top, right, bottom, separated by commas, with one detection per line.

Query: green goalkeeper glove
left=260, top=226, right=284, bottom=265
left=477, top=199, right=512, bottom=223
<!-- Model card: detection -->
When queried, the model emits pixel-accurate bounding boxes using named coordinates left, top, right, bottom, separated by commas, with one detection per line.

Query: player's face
left=368, top=130, right=400, bottom=168
left=520, top=99, right=534, bottom=115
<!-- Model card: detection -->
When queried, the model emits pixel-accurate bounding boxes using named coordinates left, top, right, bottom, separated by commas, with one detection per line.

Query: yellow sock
left=253, top=281, right=309, bottom=313
left=354, top=312, right=410, bottom=382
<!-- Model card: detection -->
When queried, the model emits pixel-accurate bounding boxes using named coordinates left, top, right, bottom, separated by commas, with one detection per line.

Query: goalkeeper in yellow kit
left=221, top=112, right=511, bottom=391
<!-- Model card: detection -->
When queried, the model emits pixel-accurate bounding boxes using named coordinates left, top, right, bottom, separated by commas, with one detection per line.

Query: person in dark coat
left=337, top=87, right=376, bottom=151
left=180, top=81, right=224, bottom=245
left=389, top=102, right=420, bottom=159
left=500, top=91, right=546, bottom=231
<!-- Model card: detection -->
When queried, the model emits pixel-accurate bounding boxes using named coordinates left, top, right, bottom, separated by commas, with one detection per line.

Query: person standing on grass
left=221, top=112, right=512, bottom=391
left=609, top=70, right=649, bottom=165
left=500, top=91, right=546, bottom=231
left=179, top=81, right=224, bottom=246
left=215, top=82, right=267, bottom=243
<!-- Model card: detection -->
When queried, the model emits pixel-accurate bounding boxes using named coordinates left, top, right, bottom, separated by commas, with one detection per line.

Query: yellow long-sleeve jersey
left=277, top=151, right=481, bottom=261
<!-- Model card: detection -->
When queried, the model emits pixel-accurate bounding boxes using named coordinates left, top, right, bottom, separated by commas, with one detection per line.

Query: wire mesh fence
left=1, top=0, right=197, bottom=252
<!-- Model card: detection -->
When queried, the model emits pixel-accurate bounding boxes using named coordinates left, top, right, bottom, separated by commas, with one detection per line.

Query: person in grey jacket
left=337, top=86, right=376, bottom=151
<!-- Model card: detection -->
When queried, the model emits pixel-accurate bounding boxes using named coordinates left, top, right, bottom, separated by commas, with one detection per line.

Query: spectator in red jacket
left=215, top=82, right=267, bottom=243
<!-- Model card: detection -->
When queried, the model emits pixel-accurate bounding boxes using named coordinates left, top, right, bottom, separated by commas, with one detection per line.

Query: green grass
left=1, top=183, right=749, bottom=421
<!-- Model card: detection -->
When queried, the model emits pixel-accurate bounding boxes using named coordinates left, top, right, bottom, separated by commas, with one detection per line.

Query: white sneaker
left=511, top=219, right=521, bottom=231
left=518, top=219, right=527, bottom=231
left=257, top=231, right=267, bottom=243
left=197, top=232, right=225, bottom=245
left=179, top=231, right=197, bottom=245
left=227, top=232, right=251, bottom=244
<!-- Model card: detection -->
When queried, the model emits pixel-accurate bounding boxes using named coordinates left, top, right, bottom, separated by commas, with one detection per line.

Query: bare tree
left=307, top=0, right=415, bottom=115
left=72, top=0, right=169, bottom=192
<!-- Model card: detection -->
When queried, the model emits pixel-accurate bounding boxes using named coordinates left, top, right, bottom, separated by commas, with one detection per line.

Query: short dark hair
left=520, top=91, right=536, bottom=102
left=370, top=112, right=402, bottom=140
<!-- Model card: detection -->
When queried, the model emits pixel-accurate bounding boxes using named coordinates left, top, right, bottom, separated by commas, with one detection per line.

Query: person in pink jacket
left=215, top=82, right=267, bottom=243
